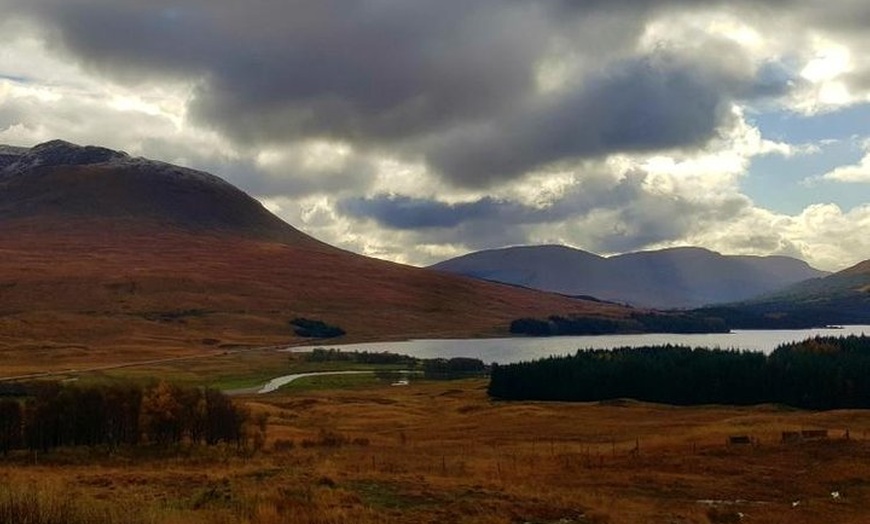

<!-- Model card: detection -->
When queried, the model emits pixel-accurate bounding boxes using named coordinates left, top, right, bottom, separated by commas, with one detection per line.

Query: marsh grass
left=0, top=483, right=151, bottom=524
left=277, top=373, right=383, bottom=393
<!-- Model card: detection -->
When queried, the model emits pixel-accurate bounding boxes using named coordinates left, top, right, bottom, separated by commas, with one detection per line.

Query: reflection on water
left=288, top=326, right=870, bottom=365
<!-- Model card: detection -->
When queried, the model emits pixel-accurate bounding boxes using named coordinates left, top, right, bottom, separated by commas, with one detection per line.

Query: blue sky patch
left=743, top=105, right=870, bottom=213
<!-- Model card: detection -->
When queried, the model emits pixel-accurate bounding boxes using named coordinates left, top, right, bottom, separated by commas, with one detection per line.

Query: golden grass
left=0, top=480, right=154, bottom=524
left=3, top=378, right=870, bottom=523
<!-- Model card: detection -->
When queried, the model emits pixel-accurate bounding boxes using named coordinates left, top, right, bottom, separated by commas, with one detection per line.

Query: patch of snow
left=122, top=156, right=239, bottom=190
left=1, top=140, right=130, bottom=174
left=0, top=141, right=238, bottom=193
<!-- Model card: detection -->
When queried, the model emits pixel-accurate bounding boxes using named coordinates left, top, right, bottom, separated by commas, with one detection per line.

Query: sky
left=1, top=1, right=869, bottom=272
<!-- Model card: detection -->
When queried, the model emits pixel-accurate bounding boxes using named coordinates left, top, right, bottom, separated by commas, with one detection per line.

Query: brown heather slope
left=0, top=141, right=628, bottom=373
left=841, top=259, right=870, bottom=276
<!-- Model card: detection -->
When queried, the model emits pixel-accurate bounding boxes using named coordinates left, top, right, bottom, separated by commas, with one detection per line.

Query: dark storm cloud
left=427, top=53, right=743, bottom=185
left=594, top=190, right=750, bottom=253
left=5, top=0, right=865, bottom=188
left=338, top=196, right=533, bottom=230
left=427, top=46, right=804, bottom=185
left=337, top=171, right=647, bottom=230
left=336, top=194, right=549, bottom=254
left=15, top=0, right=550, bottom=144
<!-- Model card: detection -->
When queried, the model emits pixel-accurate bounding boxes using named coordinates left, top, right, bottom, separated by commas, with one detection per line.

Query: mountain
left=0, top=140, right=315, bottom=244
left=698, top=259, right=870, bottom=327
left=0, top=140, right=630, bottom=372
left=430, top=245, right=828, bottom=309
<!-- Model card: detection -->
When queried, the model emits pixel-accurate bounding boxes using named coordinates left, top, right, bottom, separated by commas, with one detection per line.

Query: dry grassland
left=2, top=377, right=870, bottom=523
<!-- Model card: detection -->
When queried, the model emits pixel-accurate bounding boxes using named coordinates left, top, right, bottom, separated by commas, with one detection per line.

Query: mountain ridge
left=0, top=139, right=330, bottom=247
left=431, top=244, right=828, bottom=309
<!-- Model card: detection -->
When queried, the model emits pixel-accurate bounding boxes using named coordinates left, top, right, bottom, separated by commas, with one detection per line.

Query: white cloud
left=801, top=38, right=852, bottom=83
left=818, top=150, right=870, bottom=183
left=672, top=203, right=870, bottom=272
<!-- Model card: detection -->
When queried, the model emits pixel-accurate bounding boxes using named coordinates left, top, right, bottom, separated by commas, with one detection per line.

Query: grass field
left=2, top=368, right=870, bottom=523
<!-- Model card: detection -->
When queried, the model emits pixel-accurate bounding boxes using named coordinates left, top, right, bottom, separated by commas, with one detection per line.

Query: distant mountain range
left=430, top=244, right=829, bottom=309
left=0, top=140, right=632, bottom=368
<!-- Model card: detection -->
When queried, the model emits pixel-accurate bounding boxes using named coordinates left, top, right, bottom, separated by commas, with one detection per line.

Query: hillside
left=697, top=259, right=870, bottom=328
left=0, top=141, right=633, bottom=374
left=0, top=140, right=318, bottom=245
left=431, top=245, right=828, bottom=309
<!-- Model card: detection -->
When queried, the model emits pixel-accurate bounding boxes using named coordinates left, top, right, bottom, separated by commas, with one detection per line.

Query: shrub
left=272, top=439, right=295, bottom=452
left=290, top=318, right=346, bottom=338
left=423, top=357, right=486, bottom=379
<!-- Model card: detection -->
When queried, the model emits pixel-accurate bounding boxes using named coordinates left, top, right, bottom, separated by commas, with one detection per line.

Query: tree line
left=693, top=303, right=870, bottom=329
left=510, top=312, right=728, bottom=336
left=422, top=357, right=487, bottom=379
left=305, top=348, right=486, bottom=379
left=488, top=335, right=870, bottom=410
left=0, top=381, right=252, bottom=455
left=306, top=347, right=415, bottom=365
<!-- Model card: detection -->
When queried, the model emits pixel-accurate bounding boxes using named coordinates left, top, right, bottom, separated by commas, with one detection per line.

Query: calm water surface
left=289, top=326, right=870, bottom=364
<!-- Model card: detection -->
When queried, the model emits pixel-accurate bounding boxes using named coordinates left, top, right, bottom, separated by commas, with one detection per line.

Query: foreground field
left=2, top=377, right=870, bottom=523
